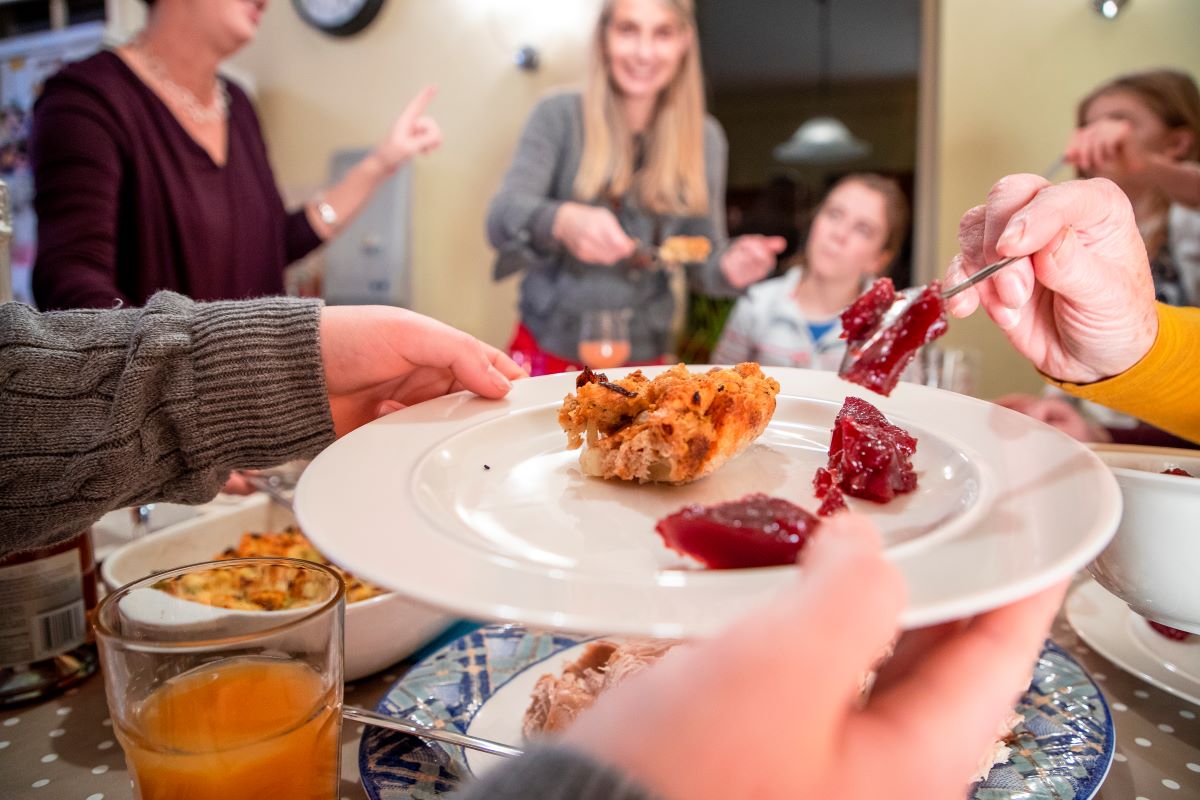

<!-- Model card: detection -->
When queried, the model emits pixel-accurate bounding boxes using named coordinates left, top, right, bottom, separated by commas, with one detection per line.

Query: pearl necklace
left=128, top=35, right=229, bottom=125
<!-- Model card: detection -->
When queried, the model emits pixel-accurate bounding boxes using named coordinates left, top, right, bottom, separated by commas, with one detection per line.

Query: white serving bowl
left=101, top=494, right=454, bottom=680
left=1089, top=444, right=1200, bottom=634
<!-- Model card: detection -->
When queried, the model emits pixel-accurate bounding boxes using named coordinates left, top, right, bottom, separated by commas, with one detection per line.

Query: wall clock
left=293, top=0, right=385, bottom=37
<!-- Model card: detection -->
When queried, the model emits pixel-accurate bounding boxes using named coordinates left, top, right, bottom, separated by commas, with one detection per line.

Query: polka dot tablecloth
left=1, top=599, right=1197, bottom=799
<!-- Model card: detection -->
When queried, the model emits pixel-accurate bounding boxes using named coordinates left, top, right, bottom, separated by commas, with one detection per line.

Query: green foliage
left=676, top=292, right=735, bottom=364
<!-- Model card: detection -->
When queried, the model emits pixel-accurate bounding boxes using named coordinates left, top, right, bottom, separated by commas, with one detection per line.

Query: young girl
left=487, top=0, right=785, bottom=375
left=712, top=174, right=909, bottom=369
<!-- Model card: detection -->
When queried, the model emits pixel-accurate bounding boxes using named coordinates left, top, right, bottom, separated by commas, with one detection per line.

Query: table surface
left=2, top=595, right=1197, bottom=800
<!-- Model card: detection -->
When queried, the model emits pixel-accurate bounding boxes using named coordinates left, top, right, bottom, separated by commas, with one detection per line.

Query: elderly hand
left=720, top=234, right=786, bottom=288
left=564, top=512, right=1066, bottom=800
left=944, top=175, right=1157, bottom=384
left=552, top=202, right=637, bottom=265
left=374, top=86, right=444, bottom=172
left=319, top=305, right=526, bottom=437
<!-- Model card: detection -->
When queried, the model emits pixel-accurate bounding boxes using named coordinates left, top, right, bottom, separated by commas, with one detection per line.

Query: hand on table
left=564, top=512, right=1066, bottom=800
left=319, top=306, right=526, bottom=437
left=552, top=202, right=637, bottom=265
left=719, top=234, right=787, bottom=288
left=944, top=175, right=1157, bottom=384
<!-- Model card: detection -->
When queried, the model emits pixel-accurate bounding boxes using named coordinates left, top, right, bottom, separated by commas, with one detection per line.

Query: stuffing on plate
left=155, top=527, right=385, bottom=610
left=558, top=362, right=780, bottom=484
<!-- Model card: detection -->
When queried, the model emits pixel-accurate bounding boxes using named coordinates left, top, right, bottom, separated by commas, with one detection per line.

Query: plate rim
left=297, top=366, right=1122, bottom=636
left=1066, top=578, right=1200, bottom=706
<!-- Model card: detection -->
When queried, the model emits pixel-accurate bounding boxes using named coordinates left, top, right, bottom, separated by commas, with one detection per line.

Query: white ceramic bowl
left=101, top=494, right=454, bottom=680
left=1089, top=444, right=1200, bottom=634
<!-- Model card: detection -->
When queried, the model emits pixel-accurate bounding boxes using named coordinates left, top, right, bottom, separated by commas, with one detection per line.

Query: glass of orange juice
left=579, top=308, right=633, bottom=369
left=94, top=558, right=344, bottom=800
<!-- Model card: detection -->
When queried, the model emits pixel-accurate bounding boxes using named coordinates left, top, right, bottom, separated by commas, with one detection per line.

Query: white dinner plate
left=296, top=367, right=1121, bottom=637
left=1066, top=578, right=1200, bottom=706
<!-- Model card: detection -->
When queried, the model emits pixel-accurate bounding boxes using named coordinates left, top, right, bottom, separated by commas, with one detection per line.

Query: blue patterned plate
left=359, top=626, right=1114, bottom=800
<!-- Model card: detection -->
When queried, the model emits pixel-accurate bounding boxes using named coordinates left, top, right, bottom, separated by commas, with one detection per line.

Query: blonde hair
left=574, top=0, right=709, bottom=216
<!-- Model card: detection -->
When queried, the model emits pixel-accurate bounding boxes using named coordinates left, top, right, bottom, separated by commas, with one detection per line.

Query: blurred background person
left=30, top=0, right=442, bottom=311
left=486, top=0, right=786, bottom=376
left=712, top=173, right=907, bottom=369
left=995, top=68, right=1200, bottom=447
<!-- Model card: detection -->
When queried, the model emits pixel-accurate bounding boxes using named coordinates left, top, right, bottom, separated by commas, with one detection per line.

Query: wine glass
left=578, top=309, right=632, bottom=369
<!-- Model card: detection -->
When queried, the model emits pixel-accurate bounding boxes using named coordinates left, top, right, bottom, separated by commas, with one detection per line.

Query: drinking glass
left=94, top=558, right=344, bottom=800
left=578, top=308, right=632, bottom=369
left=915, top=344, right=981, bottom=396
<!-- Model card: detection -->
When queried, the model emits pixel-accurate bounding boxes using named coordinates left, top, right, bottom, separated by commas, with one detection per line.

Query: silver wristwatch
left=316, top=198, right=338, bottom=227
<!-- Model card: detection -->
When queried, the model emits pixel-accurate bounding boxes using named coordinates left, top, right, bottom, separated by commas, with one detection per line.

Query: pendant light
left=773, top=0, right=871, bottom=165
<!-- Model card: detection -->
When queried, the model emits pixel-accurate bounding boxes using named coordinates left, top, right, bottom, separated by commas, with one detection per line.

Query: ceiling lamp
left=774, top=0, right=871, bottom=166
left=1091, top=0, right=1129, bottom=20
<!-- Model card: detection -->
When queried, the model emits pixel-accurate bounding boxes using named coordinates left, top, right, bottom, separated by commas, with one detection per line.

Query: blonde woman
left=713, top=174, right=909, bottom=370
left=487, top=0, right=785, bottom=375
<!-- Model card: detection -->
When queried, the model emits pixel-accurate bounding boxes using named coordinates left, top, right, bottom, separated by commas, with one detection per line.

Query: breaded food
left=658, top=235, right=712, bottom=264
left=557, top=362, right=780, bottom=484
left=156, top=527, right=385, bottom=610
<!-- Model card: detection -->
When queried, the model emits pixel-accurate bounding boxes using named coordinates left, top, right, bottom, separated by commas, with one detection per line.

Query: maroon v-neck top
left=30, top=50, right=323, bottom=310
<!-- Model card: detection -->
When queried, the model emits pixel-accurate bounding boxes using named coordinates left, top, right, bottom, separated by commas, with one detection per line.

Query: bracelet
left=314, top=195, right=338, bottom=228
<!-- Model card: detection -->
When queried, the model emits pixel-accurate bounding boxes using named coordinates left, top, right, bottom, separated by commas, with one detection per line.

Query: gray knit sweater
left=486, top=91, right=739, bottom=363
left=0, top=292, right=334, bottom=554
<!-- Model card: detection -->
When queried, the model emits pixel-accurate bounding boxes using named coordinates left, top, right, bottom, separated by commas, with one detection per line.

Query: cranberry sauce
left=841, top=282, right=948, bottom=397
left=655, top=493, right=820, bottom=569
left=817, top=397, right=918, bottom=504
left=840, top=277, right=896, bottom=341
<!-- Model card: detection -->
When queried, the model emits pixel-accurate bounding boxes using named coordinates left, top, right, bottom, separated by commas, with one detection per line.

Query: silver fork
left=838, top=254, right=1019, bottom=376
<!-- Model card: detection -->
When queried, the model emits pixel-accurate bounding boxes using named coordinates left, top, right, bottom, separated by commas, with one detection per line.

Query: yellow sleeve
left=1050, top=303, right=1200, bottom=444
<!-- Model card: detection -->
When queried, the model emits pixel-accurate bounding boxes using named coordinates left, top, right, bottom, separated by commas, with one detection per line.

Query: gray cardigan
left=486, top=91, right=739, bottom=363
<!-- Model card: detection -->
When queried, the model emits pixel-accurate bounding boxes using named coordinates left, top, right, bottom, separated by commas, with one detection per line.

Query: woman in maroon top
left=31, top=0, right=441, bottom=310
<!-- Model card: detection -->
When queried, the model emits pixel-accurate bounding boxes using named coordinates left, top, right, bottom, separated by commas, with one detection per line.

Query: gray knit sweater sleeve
left=0, top=291, right=335, bottom=555
left=450, top=744, right=658, bottom=800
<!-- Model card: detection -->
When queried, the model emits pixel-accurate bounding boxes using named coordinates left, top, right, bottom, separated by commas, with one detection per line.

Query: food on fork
left=655, top=493, right=821, bottom=569
left=839, top=277, right=948, bottom=396
left=558, top=362, right=780, bottom=484
left=815, top=397, right=918, bottom=505
left=657, top=235, right=712, bottom=264
left=523, top=640, right=678, bottom=738
left=1161, top=467, right=1196, bottom=477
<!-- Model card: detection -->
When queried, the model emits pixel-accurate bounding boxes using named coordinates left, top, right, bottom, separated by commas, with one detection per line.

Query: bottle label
left=0, top=549, right=87, bottom=668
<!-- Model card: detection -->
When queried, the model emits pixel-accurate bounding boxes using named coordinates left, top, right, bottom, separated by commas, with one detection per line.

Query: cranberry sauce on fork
left=840, top=277, right=896, bottom=341
left=655, top=493, right=820, bottom=569
left=840, top=280, right=949, bottom=397
left=817, top=397, right=918, bottom=504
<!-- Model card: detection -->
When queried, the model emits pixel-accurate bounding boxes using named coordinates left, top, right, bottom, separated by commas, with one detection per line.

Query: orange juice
left=116, top=657, right=339, bottom=800
left=579, top=339, right=631, bottom=369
